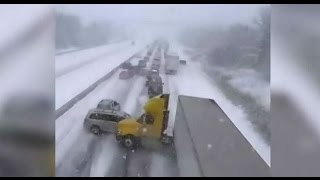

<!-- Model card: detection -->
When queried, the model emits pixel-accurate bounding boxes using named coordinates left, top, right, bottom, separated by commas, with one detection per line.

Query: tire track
left=55, top=48, right=146, bottom=119
left=56, top=45, right=129, bottom=78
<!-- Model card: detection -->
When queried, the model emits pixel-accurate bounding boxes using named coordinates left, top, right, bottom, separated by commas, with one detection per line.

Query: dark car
left=120, top=62, right=133, bottom=69
left=179, top=60, right=187, bottom=65
left=119, top=70, right=135, bottom=79
left=138, top=60, right=147, bottom=68
left=146, top=75, right=163, bottom=98
left=137, top=68, right=149, bottom=76
left=151, top=63, right=160, bottom=71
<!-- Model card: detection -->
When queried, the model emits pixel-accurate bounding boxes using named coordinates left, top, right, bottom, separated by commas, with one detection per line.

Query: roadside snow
left=172, top=62, right=270, bottom=166
left=149, top=153, right=166, bottom=177
left=55, top=41, right=130, bottom=74
left=90, top=136, right=117, bottom=177
left=228, top=73, right=270, bottom=111
left=170, top=41, right=270, bottom=166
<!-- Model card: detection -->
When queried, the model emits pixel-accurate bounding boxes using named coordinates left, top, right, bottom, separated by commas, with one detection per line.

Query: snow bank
left=55, top=41, right=130, bottom=74
left=228, top=74, right=270, bottom=111
left=169, top=41, right=270, bottom=166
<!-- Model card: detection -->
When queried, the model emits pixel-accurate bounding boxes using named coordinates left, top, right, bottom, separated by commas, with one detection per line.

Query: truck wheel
left=161, top=135, right=174, bottom=145
left=91, top=125, right=101, bottom=135
left=122, top=135, right=137, bottom=149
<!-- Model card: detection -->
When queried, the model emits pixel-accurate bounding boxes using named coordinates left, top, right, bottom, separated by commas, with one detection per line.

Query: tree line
left=179, top=6, right=270, bottom=81
left=56, top=12, right=122, bottom=50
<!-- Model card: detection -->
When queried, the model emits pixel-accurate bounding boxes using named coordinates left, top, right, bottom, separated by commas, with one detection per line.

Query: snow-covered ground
left=55, top=42, right=146, bottom=110
left=228, top=72, right=270, bottom=111
left=212, top=67, right=270, bottom=111
left=55, top=41, right=130, bottom=75
left=169, top=41, right=270, bottom=166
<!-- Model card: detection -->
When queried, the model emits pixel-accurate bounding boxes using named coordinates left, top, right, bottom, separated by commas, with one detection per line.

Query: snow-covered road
left=56, top=44, right=178, bottom=177
left=56, top=41, right=270, bottom=177
left=55, top=41, right=146, bottom=110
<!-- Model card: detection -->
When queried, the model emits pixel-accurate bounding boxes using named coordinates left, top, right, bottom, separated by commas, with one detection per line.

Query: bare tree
left=254, top=6, right=271, bottom=81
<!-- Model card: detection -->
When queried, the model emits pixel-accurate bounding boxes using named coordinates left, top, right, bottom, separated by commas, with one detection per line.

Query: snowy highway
left=55, top=40, right=270, bottom=177
left=56, top=43, right=178, bottom=177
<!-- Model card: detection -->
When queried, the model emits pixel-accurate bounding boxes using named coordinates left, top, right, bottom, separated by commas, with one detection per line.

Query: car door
left=100, top=113, right=118, bottom=133
left=89, top=113, right=105, bottom=129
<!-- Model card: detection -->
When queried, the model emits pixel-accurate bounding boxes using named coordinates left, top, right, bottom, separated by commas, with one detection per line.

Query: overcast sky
left=57, top=4, right=269, bottom=27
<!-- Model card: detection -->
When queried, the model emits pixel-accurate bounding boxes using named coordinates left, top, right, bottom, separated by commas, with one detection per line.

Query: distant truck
left=165, top=53, right=179, bottom=74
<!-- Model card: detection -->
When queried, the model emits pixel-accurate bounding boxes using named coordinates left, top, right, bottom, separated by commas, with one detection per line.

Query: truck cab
left=115, top=94, right=172, bottom=149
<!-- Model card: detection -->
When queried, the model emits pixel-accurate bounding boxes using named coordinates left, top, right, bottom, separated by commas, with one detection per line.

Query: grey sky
left=57, top=4, right=268, bottom=27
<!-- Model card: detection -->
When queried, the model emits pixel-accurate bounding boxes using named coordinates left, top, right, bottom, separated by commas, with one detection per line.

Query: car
left=143, top=56, right=149, bottom=61
left=154, top=58, right=161, bottom=62
left=151, top=64, right=160, bottom=71
left=179, top=60, right=187, bottom=65
left=120, top=62, right=133, bottom=69
left=119, top=70, right=135, bottom=79
left=147, top=76, right=163, bottom=98
left=150, top=69, right=159, bottom=74
left=146, top=70, right=161, bottom=87
left=133, top=54, right=141, bottom=58
left=97, top=99, right=121, bottom=111
left=84, top=108, right=131, bottom=135
left=137, top=68, right=149, bottom=76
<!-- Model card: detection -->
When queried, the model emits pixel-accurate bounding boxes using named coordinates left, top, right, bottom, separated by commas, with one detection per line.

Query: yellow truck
left=114, top=94, right=270, bottom=176
left=115, top=94, right=173, bottom=149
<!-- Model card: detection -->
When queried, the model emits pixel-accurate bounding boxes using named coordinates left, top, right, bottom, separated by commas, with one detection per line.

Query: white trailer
left=165, top=53, right=179, bottom=75
left=174, top=95, right=270, bottom=176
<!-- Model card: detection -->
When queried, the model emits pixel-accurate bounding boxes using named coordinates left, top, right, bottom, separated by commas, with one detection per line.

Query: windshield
left=137, top=114, right=145, bottom=124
